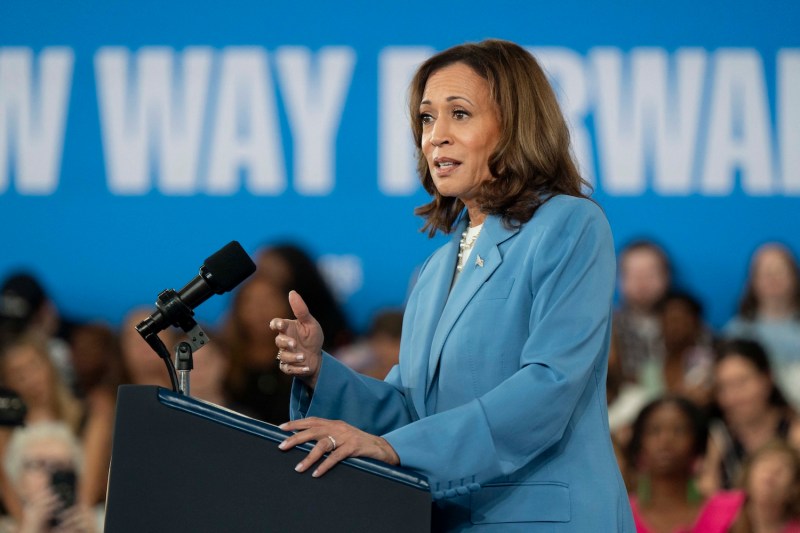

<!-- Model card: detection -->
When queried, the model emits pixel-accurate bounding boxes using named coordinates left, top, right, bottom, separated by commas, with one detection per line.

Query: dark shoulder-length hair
left=738, top=243, right=800, bottom=320
left=409, top=39, right=590, bottom=237
left=626, top=395, right=709, bottom=467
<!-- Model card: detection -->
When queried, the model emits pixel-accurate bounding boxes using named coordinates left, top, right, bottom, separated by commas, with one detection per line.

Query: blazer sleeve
left=382, top=200, right=616, bottom=496
left=289, top=351, right=415, bottom=435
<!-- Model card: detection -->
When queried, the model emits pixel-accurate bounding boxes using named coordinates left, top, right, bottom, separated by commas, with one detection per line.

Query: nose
left=428, top=119, right=451, bottom=147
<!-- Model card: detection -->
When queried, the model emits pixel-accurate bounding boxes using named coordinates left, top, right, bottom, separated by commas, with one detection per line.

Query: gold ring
left=276, top=349, right=283, bottom=361
left=327, top=435, right=337, bottom=451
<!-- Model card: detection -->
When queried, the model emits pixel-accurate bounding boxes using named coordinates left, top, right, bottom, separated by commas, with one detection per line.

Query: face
left=18, top=439, right=74, bottom=503
left=620, top=248, right=669, bottom=311
left=639, top=403, right=696, bottom=475
left=419, top=63, right=501, bottom=207
left=235, top=277, right=289, bottom=338
left=661, top=299, right=700, bottom=345
left=715, top=355, right=772, bottom=423
left=747, top=450, right=797, bottom=508
left=752, top=246, right=797, bottom=303
left=2, top=344, right=52, bottom=406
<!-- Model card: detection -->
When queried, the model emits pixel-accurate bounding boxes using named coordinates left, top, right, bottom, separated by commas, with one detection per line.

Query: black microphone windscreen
left=203, top=241, right=256, bottom=293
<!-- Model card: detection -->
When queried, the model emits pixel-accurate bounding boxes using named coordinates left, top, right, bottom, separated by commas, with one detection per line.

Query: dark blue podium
left=104, top=385, right=431, bottom=532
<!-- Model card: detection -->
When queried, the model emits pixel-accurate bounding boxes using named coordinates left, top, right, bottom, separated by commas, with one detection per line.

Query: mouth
left=433, top=157, right=462, bottom=175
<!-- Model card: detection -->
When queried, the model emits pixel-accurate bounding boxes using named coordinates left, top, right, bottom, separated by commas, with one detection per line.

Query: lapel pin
left=475, top=254, right=484, bottom=268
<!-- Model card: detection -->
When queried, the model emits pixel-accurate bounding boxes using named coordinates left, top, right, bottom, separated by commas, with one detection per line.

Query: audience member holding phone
left=0, top=422, right=99, bottom=533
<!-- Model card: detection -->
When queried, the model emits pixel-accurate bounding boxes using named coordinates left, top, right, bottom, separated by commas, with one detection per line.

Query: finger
left=275, top=334, right=298, bottom=351
left=288, top=291, right=312, bottom=324
left=269, top=317, right=294, bottom=332
left=279, top=417, right=323, bottom=434
left=276, top=348, right=306, bottom=364
left=279, top=360, right=311, bottom=375
left=294, top=439, right=334, bottom=473
left=312, top=447, right=348, bottom=477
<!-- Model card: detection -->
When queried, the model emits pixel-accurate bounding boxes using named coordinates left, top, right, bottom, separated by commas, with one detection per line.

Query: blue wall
left=1, top=0, right=798, bottom=331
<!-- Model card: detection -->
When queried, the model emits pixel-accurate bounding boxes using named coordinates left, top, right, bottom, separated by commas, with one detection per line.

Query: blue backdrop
left=1, top=0, right=798, bottom=331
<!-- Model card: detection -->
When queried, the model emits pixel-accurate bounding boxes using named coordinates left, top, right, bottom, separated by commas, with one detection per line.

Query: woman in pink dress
left=696, top=440, right=800, bottom=533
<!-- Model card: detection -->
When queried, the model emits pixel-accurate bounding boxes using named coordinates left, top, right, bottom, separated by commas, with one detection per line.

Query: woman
left=724, top=243, right=800, bottom=409
left=0, top=336, right=84, bottom=519
left=613, top=240, right=673, bottom=385
left=0, top=422, right=99, bottom=533
left=700, top=339, right=800, bottom=495
left=657, top=291, right=715, bottom=407
left=223, top=276, right=294, bottom=423
left=627, top=396, right=709, bottom=533
left=271, top=40, right=634, bottom=531
left=696, top=440, right=800, bottom=532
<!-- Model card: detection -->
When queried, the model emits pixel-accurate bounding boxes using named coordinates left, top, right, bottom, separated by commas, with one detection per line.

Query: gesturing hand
left=278, top=417, right=400, bottom=478
left=269, top=291, right=324, bottom=389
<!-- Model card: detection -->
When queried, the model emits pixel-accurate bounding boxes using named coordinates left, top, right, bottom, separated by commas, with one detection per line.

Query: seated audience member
left=724, top=243, right=800, bottom=410
left=119, top=307, right=177, bottom=389
left=657, top=291, right=715, bottom=407
left=67, top=323, right=121, bottom=505
left=223, top=276, right=294, bottom=424
left=1, top=422, right=100, bottom=533
left=256, top=243, right=354, bottom=352
left=627, top=396, right=709, bottom=533
left=337, top=310, right=403, bottom=380
left=696, top=440, right=800, bottom=533
left=0, top=273, right=73, bottom=388
left=700, top=340, right=800, bottom=495
left=0, top=336, right=83, bottom=518
left=613, top=240, right=673, bottom=385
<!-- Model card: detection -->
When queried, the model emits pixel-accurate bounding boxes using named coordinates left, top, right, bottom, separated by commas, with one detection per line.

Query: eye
left=453, top=108, right=470, bottom=120
left=419, top=112, right=434, bottom=126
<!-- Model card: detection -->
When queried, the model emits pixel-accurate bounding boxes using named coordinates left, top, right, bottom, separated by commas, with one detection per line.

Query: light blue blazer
left=291, top=195, right=635, bottom=531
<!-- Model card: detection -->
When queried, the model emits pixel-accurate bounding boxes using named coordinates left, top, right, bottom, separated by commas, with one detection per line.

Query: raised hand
left=269, top=291, right=325, bottom=389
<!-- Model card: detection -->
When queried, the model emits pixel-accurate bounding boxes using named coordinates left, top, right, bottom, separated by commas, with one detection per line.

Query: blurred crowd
left=0, top=239, right=798, bottom=532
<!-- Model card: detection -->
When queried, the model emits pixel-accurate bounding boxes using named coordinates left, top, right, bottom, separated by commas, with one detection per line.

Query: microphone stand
left=137, top=289, right=210, bottom=395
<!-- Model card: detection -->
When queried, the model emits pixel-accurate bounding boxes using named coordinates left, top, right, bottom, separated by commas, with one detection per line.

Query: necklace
left=457, top=225, right=482, bottom=272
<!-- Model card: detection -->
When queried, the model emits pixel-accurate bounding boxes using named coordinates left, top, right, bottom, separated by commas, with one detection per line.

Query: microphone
left=136, top=241, right=256, bottom=339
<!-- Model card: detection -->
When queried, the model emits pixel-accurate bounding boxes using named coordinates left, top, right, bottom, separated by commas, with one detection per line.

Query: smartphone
left=49, top=469, right=77, bottom=527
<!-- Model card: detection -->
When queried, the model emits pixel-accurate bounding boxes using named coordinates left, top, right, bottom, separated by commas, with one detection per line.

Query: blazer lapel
left=425, top=215, right=519, bottom=398
left=406, top=225, right=462, bottom=417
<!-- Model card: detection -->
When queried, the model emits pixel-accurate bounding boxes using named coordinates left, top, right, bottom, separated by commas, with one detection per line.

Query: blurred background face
left=661, top=299, right=699, bottom=347
left=752, top=246, right=797, bottom=303
left=2, top=344, right=52, bottom=406
left=747, top=450, right=797, bottom=508
left=235, top=277, right=288, bottom=338
left=121, top=309, right=174, bottom=386
left=620, top=248, right=670, bottom=311
left=640, top=403, right=695, bottom=475
left=18, top=438, right=74, bottom=502
left=715, top=355, right=772, bottom=423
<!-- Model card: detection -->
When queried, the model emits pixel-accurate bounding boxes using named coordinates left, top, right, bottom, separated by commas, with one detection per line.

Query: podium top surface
left=152, top=385, right=430, bottom=491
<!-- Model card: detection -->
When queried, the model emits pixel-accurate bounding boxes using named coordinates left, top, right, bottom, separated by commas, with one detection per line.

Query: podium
left=104, top=385, right=431, bottom=532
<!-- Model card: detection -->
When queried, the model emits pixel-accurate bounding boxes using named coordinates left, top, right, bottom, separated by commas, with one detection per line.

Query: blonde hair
left=0, top=334, right=83, bottom=433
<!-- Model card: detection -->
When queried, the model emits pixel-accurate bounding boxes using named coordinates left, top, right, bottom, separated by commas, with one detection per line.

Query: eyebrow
left=420, top=96, right=474, bottom=106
